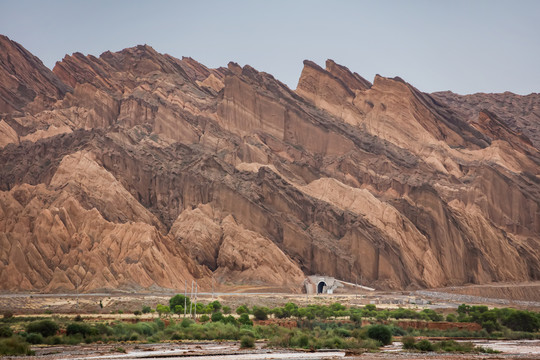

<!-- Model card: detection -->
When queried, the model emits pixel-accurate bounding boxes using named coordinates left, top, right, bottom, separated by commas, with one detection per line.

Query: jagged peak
left=297, top=59, right=355, bottom=98
left=325, top=59, right=372, bottom=91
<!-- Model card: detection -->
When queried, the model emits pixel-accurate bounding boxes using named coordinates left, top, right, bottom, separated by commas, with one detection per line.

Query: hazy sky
left=1, top=0, right=539, bottom=95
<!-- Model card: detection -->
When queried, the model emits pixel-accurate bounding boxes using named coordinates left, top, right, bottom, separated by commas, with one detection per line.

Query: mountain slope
left=0, top=34, right=539, bottom=292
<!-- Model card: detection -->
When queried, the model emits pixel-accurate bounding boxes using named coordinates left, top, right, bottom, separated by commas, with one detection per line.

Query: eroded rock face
left=0, top=35, right=70, bottom=114
left=0, top=34, right=539, bottom=292
left=0, top=184, right=209, bottom=292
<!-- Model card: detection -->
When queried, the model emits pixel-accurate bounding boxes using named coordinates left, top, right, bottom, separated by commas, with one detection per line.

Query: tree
left=156, top=304, right=170, bottom=316
left=209, top=300, right=222, bottom=313
left=236, top=305, right=249, bottom=315
left=142, top=305, right=152, bottom=314
left=169, top=295, right=190, bottom=314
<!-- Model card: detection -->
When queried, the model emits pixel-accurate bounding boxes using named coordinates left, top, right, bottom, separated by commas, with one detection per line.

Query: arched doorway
left=317, top=281, right=327, bottom=294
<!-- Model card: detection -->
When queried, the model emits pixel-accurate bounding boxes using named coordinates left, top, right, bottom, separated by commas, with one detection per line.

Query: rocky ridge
left=0, top=35, right=539, bottom=293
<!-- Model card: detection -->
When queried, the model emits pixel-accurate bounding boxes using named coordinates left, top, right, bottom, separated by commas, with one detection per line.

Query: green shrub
left=154, top=318, right=165, bottom=330
left=0, top=337, right=34, bottom=356
left=26, top=332, right=44, bottom=344
left=240, top=335, right=255, bottom=348
left=435, top=340, right=474, bottom=352
left=66, top=323, right=95, bottom=337
left=389, top=325, right=406, bottom=336
left=236, top=305, right=249, bottom=315
left=26, top=319, right=59, bottom=337
left=142, top=305, right=151, bottom=314
left=95, top=323, right=113, bottom=336
left=0, top=325, right=13, bottom=338
left=402, top=336, right=416, bottom=349
left=181, top=318, right=194, bottom=328
left=502, top=310, right=540, bottom=332
left=415, top=339, right=434, bottom=351
left=446, top=313, right=458, bottom=322
left=223, top=315, right=237, bottom=325
left=253, top=307, right=268, bottom=321
left=223, top=306, right=231, bottom=314
left=200, top=315, right=210, bottom=323
left=323, top=335, right=344, bottom=348
left=44, top=335, right=62, bottom=345
left=211, top=312, right=224, bottom=322
left=239, top=313, right=253, bottom=326
left=366, top=324, right=392, bottom=345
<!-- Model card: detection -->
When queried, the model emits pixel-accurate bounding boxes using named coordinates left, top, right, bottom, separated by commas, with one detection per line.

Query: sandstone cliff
left=0, top=34, right=539, bottom=293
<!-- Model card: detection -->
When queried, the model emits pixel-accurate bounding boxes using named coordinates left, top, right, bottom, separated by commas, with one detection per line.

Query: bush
left=200, top=315, right=210, bottom=323
left=211, top=312, right=224, bottom=322
left=236, top=305, right=249, bottom=315
left=502, top=310, right=540, bottom=332
left=26, top=319, right=59, bottom=337
left=253, top=308, right=268, bottom=321
left=366, top=324, right=392, bottom=345
left=66, top=323, right=95, bottom=337
left=223, top=306, right=231, bottom=314
left=134, top=310, right=142, bottom=316
left=0, top=337, right=34, bottom=356
left=239, top=313, right=253, bottom=326
left=26, top=332, right=44, bottom=344
left=415, top=339, right=434, bottom=351
left=223, top=315, right=237, bottom=325
left=0, top=326, right=13, bottom=338
left=240, top=335, right=255, bottom=348
left=154, top=318, right=165, bottom=330
left=402, top=336, right=416, bottom=349
left=181, top=318, right=194, bottom=328
left=142, top=305, right=152, bottom=314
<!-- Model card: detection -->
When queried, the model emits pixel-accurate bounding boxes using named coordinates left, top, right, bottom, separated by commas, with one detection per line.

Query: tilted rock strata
left=0, top=33, right=539, bottom=292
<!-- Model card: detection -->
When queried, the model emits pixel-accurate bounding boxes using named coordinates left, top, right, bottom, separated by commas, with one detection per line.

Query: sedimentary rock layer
left=0, top=34, right=539, bottom=292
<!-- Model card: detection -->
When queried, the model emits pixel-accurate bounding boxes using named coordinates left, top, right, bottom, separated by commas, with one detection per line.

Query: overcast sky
left=1, top=0, right=539, bottom=95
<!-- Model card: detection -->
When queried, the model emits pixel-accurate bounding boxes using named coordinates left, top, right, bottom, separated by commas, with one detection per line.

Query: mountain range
left=1, top=34, right=539, bottom=293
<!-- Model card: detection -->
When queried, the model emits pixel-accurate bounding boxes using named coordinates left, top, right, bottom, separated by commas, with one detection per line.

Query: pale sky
left=1, top=0, right=539, bottom=95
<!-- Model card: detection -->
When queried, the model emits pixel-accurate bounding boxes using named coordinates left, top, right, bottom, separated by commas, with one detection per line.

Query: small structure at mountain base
left=304, top=275, right=344, bottom=294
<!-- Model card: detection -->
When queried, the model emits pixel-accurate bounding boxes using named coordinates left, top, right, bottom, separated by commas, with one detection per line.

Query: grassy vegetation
left=401, top=336, right=501, bottom=354
left=0, top=297, right=538, bottom=355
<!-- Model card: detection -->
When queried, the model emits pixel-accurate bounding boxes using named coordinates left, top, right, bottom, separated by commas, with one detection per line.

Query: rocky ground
left=1, top=340, right=538, bottom=360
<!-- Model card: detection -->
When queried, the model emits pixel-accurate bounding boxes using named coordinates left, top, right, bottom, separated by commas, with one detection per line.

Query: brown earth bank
left=1, top=34, right=540, bottom=293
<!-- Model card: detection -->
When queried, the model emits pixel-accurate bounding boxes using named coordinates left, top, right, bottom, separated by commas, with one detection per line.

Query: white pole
left=189, top=280, right=193, bottom=317
left=194, top=282, right=198, bottom=319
